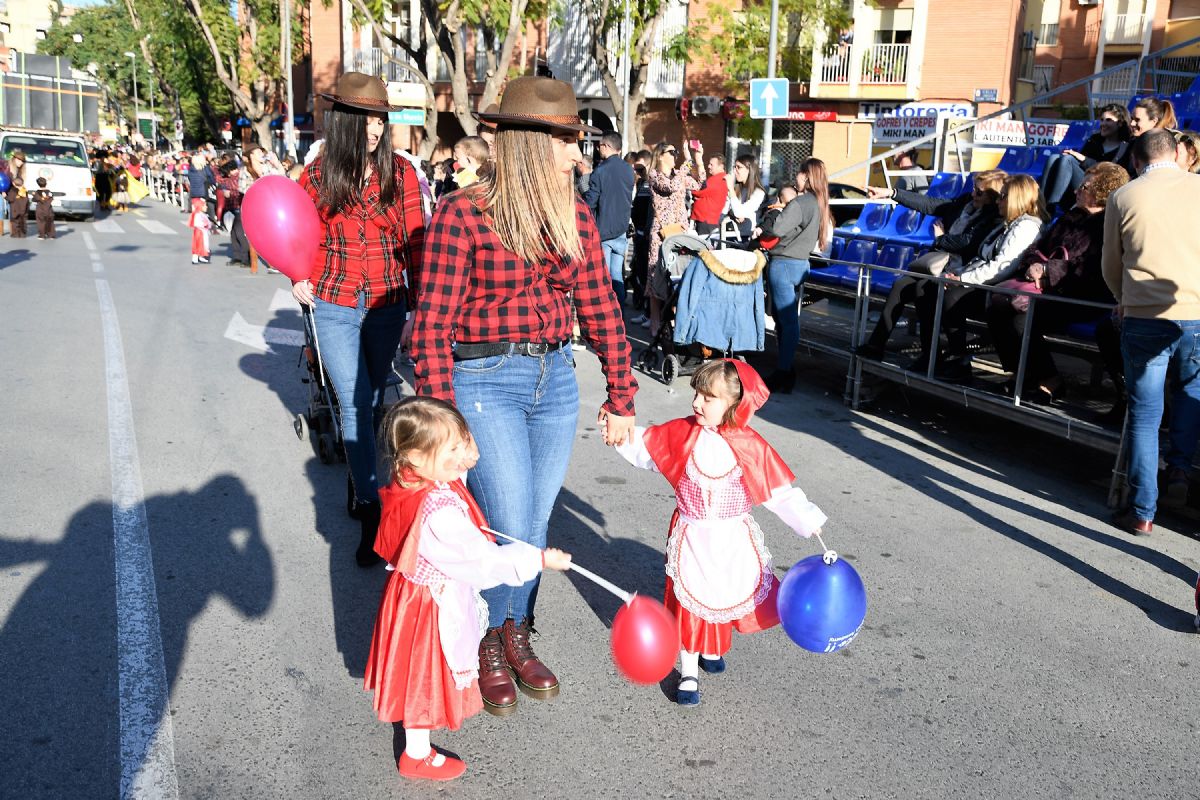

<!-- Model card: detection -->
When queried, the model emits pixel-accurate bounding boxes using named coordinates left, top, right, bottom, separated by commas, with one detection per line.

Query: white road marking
left=96, top=279, right=180, bottom=799
left=223, top=311, right=305, bottom=352
left=93, top=219, right=125, bottom=234
left=137, top=220, right=177, bottom=236
left=268, top=288, right=301, bottom=313
left=82, top=232, right=97, bottom=252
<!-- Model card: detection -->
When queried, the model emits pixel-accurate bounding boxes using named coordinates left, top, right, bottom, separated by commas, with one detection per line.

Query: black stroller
left=634, top=230, right=768, bottom=384
left=293, top=305, right=405, bottom=516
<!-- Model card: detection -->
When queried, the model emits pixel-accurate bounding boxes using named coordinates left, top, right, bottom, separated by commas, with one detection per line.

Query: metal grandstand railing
left=799, top=33, right=1200, bottom=472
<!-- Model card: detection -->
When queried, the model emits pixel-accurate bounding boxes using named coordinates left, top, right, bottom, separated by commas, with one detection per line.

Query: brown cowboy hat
left=318, top=72, right=405, bottom=112
left=477, top=77, right=600, bottom=134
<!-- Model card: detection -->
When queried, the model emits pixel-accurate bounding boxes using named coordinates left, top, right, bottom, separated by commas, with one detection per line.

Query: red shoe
left=397, top=748, right=466, bottom=781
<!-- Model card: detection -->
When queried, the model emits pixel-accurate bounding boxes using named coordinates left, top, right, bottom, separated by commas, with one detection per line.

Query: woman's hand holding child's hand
left=542, top=548, right=573, bottom=571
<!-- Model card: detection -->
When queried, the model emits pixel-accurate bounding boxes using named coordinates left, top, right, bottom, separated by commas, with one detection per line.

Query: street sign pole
left=282, top=0, right=297, bottom=159
left=621, top=0, right=631, bottom=154
left=760, top=0, right=780, bottom=186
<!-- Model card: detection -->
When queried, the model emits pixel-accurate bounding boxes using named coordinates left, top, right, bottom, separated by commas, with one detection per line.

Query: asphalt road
left=1, top=199, right=1197, bottom=800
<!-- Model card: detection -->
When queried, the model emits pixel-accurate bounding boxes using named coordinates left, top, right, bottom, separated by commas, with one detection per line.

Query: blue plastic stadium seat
left=869, top=244, right=915, bottom=294
left=836, top=202, right=891, bottom=238
left=837, top=239, right=880, bottom=290
left=861, top=205, right=924, bottom=243
left=1057, top=121, right=1096, bottom=152
left=926, top=172, right=965, bottom=199
left=996, top=147, right=1037, bottom=174
left=829, top=235, right=846, bottom=261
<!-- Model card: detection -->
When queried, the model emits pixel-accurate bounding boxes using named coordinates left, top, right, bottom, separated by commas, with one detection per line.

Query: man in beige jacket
left=1102, top=128, right=1200, bottom=535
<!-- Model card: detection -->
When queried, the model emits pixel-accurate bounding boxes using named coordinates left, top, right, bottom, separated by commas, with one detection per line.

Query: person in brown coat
left=32, top=177, right=55, bottom=239
left=6, top=178, right=29, bottom=238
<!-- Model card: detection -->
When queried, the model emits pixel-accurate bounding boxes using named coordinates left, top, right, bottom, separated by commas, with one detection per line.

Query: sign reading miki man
left=858, top=102, right=973, bottom=144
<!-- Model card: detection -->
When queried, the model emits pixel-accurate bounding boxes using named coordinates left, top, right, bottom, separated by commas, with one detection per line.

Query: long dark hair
left=317, top=104, right=396, bottom=213
left=733, top=155, right=764, bottom=203
left=1098, top=103, right=1132, bottom=142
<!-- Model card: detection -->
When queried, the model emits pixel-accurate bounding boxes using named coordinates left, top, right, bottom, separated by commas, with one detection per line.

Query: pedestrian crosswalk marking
left=137, top=220, right=177, bottom=235
left=92, top=219, right=125, bottom=234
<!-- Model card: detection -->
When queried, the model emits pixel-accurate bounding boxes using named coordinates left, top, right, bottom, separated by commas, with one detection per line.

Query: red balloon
left=240, top=175, right=321, bottom=281
left=610, top=596, right=680, bottom=685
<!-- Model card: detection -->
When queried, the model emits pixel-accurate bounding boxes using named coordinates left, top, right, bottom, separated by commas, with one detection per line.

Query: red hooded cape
left=374, top=477, right=492, bottom=572
left=642, top=360, right=793, bottom=505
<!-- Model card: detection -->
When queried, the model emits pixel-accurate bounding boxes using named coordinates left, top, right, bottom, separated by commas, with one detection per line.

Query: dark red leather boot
left=478, top=626, right=518, bottom=715
left=502, top=619, right=559, bottom=698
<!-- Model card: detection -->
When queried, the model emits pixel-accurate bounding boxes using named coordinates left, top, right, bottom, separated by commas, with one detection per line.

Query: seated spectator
left=985, top=163, right=1129, bottom=402
left=923, top=173, right=1048, bottom=380
left=1174, top=128, right=1200, bottom=173
left=857, top=169, right=1007, bottom=366
left=1116, top=97, right=1176, bottom=177
left=1040, top=104, right=1130, bottom=212
left=891, top=148, right=928, bottom=193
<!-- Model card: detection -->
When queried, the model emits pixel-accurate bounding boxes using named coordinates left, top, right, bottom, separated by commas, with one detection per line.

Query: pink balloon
left=241, top=175, right=321, bottom=281
left=610, top=596, right=680, bottom=685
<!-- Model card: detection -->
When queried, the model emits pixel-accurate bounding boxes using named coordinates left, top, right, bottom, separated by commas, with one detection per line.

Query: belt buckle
left=526, top=342, right=549, bottom=356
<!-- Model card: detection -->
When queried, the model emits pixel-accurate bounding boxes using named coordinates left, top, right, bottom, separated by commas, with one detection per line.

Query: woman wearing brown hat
left=410, top=76, right=638, bottom=715
left=290, top=73, right=426, bottom=567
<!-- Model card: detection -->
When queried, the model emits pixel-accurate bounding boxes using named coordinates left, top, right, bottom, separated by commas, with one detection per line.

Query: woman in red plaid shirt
left=290, top=73, right=426, bottom=568
left=410, top=77, right=638, bottom=715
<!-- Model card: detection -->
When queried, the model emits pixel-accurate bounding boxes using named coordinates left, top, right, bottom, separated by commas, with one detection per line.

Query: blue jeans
left=1039, top=153, right=1086, bottom=207
left=453, top=347, right=579, bottom=627
left=768, top=256, right=810, bottom=371
left=313, top=294, right=407, bottom=505
left=1121, top=317, right=1200, bottom=521
left=601, top=235, right=629, bottom=306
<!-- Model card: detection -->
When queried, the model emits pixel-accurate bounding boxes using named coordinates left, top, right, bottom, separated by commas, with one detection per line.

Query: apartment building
left=309, top=0, right=734, bottom=155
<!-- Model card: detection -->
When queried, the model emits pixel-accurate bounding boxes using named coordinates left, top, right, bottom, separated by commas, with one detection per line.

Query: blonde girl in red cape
left=614, top=359, right=826, bottom=706
left=364, top=397, right=572, bottom=781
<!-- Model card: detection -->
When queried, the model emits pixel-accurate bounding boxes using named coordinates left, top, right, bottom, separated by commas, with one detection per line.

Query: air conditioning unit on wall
left=689, top=96, right=722, bottom=116
left=1077, top=0, right=1099, bottom=6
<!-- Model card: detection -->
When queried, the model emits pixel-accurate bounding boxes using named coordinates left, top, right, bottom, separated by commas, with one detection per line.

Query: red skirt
left=363, top=571, right=482, bottom=730
left=664, top=575, right=780, bottom=656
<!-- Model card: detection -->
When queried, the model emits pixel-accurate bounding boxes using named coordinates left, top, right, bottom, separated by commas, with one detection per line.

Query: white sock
left=679, top=650, right=699, bottom=688
left=403, top=729, right=445, bottom=766
left=701, top=653, right=720, bottom=661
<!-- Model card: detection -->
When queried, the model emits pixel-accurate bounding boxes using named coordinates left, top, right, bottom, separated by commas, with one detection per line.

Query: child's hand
left=810, top=527, right=822, bottom=539
left=543, top=548, right=572, bottom=571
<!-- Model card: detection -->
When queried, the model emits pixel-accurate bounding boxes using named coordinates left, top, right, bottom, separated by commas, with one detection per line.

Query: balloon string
left=481, top=526, right=634, bottom=604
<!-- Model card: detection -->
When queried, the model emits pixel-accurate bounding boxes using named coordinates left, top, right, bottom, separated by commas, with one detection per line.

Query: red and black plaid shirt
left=299, top=154, right=425, bottom=309
left=411, top=190, right=637, bottom=417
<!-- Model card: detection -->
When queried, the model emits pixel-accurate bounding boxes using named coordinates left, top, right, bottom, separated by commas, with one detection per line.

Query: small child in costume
left=364, top=396, right=572, bottom=782
left=32, top=178, right=55, bottom=239
left=113, top=168, right=131, bottom=212
left=6, top=178, right=29, bottom=238
left=614, top=359, right=826, bottom=706
left=187, top=198, right=211, bottom=264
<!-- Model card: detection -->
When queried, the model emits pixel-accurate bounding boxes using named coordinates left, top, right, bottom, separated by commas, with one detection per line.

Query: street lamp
left=147, top=66, right=157, bottom=148
left=124, top=50, right=140, bottom=142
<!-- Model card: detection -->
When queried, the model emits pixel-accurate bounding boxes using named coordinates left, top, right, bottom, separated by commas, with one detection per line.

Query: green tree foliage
left=40, top=0, right=237, bottom=144
left=667, top=0, right=851, bottom=91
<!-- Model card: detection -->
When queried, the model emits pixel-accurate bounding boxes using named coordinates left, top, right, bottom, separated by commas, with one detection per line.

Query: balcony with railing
left=813, top=42, right=912, bottom=99
left=1107, top=12, right=1148, bottom=46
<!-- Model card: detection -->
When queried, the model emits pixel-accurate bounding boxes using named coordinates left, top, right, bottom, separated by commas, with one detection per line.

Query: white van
left=1, top=129, right=96, bottom=219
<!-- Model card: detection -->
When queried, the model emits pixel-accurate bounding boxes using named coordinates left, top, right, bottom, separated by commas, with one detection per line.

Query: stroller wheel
left=317, top=434, right=336, bottom=465
left=293, top=413, right=308, bottom=441
left=662, top=354, right=680, bottom=385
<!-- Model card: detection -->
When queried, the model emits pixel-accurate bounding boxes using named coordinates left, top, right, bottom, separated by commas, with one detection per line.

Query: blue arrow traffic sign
left=749, top=78, right=789, bottom=119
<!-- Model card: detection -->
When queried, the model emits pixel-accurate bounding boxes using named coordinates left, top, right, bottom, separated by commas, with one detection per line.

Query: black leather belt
left=453, top=341, right=569, bottom=361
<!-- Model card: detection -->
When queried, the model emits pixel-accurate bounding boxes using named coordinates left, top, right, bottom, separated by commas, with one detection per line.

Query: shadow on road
left=748, top=355, right=1198, bottom=633
left=0, top=247, right=34, bottom=270
left=0, top=473, right=273, bottom=797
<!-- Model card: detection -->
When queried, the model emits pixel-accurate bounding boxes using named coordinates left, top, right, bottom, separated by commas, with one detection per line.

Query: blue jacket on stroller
left=673, top=249, right=766, bottom=353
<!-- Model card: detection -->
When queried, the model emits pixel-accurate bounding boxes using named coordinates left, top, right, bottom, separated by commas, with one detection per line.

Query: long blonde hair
left=480, top=127, right=583, bottom=264
left=1001, top=174, right=1049, bottom=223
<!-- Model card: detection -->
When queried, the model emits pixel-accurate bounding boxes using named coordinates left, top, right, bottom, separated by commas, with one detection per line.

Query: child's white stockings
left=403, top=729, right=446, bottom=766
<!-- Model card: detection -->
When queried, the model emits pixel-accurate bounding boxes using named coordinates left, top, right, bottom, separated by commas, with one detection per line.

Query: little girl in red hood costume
left=363, top=397, right=572, bottom=781
left=614, top=359, right=826, bottom=706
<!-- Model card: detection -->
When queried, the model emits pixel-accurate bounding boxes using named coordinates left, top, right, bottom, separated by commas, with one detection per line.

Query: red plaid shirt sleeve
left=298, top=155, right=424, bottom=309
left=411, top=192, right=637, bottom=416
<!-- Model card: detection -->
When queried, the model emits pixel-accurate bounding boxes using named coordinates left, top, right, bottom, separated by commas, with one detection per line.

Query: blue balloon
left=0, top=172, right=10, bottom=193
left=777, top=554, right=867, bottom=653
